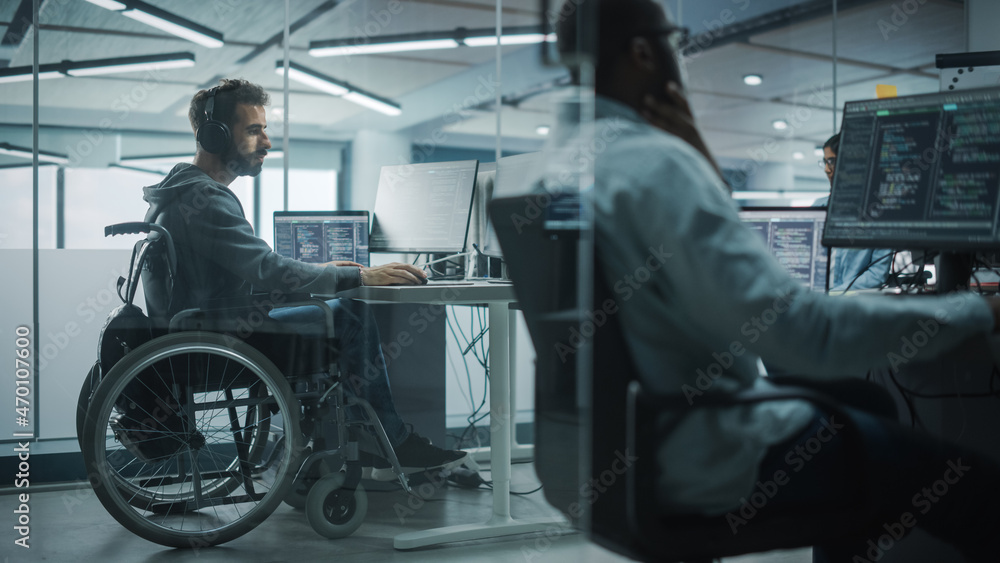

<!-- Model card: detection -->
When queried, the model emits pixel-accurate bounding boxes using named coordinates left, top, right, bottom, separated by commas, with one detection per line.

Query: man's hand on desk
left=359, top=263, right=428, bottom=286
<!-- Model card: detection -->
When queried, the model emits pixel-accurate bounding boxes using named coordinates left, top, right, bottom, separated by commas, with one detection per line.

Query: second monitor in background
left=273, top=210, right=370, bottom=266
left=481, top=151, right=547, bottom=257
left=369, top=160, right=480, bottom=254
left=740, top=207, right=830, bottom=293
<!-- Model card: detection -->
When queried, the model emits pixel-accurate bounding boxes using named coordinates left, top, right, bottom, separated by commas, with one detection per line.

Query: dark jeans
left=268, top=298, right=409, bottom=447
left=755, top=401, right=1000, bottom=562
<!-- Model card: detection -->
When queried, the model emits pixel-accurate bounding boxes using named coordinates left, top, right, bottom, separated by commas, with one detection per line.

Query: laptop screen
left=739, top=207, right=829, bottom=293
left=273, top=211, right=370, bottom=266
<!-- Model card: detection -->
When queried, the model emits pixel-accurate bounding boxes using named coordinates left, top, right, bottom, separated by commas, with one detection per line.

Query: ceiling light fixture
left=310, top=38, right=459, bottom=57
left=0, top=52, right=196, bottom=82
left=464, top=31, right=557, bottom=47
left=772, top=119, right=789, bottom=130
left=0, top=68, right=63, bottom=84
left=792, top=151, right=804, bottom=160
left=65, top=52, right=196, bottom=76
left=0, top=142, right=70, bottom=165
left=83, top=0, right=224, bottom=48
left=275, top=61, right=402, bottom=116
left=732, top=190, right=830, bottom=200
left=309, top=25, right=555, bottom=58
left=536, top=125, right=551, bottom=136
left=743, top=74, right=763, bottom=86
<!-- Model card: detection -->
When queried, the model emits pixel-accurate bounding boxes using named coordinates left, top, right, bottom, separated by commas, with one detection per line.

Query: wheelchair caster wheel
left=285, top=458, right=332, bottom=510
left=306, top=472, right=367, bottom=539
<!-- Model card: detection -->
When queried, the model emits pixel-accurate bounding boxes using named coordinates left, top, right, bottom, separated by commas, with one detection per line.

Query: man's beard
left=225, top=147, right=264, bottom=177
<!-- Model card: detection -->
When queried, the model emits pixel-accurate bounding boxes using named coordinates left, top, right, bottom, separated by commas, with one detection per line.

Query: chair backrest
left=489, top=194, right=585, bottom=522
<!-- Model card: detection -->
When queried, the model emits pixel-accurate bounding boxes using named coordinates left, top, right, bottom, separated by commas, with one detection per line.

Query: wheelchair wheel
left=305, top=472, right=367, bottom=539
left=76, top=363, right=101, bottom=449
left=81, top=331, right=302, bottom=548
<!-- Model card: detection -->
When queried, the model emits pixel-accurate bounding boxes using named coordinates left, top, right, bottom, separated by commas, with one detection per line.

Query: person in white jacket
left=553, top=0, right=1000, bottom=560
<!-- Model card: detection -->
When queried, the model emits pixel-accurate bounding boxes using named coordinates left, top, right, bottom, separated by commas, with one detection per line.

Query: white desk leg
left=393, top=302, right=553, bottom=549
left=509, top=309, right=534, bottom=461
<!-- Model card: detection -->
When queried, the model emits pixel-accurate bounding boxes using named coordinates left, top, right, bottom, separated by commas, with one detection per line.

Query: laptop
left=273, top=211, right=370, bottom=266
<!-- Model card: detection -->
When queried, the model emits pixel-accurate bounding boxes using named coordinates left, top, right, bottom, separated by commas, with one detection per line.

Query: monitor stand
left=936, top=252, right=974, bottom=293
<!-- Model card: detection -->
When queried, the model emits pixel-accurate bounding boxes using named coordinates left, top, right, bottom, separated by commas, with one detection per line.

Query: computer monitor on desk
left=481, top=152, right=546, bottom=257
left=273, top=211, right=370, bottom=266
left=740, top=207, right=829, bottom=293
left=369, top=160, right=479, bottom=254
left=822, top=87, right=1000, bottom=291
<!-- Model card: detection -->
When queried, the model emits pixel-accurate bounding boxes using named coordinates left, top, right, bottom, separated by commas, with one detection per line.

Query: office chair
left=489, top=194, right=883, bottom=562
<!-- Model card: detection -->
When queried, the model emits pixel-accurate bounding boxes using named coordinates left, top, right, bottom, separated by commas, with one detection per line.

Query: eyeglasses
left=819, top=157, right=837, bottom=169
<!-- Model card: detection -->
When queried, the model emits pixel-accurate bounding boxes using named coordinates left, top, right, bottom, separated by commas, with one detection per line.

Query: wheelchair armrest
left=170, top=294, right=335, bottom=339
left=198, top=292, right=314, bottom=312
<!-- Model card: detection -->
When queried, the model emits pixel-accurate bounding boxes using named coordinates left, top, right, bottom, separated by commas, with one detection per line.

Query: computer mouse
left=418, top=276, right=429, bottom=285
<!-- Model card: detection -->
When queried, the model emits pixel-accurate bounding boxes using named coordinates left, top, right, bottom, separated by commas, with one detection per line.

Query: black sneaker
left=370, top=432, right=468, bottom=481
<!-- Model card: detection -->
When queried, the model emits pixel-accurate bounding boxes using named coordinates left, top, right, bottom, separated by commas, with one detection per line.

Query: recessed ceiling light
left=814, top=147, right=825, bottom=157
left=743, top=74, right=763, bottom=86
left=793, top=151, right=805, bottom=160
left=772, top=119, right=789, bottom=131
left=536, top=125, right=551, bottom=136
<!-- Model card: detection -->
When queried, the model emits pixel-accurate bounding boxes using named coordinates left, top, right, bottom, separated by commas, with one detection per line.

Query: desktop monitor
left=273, top=211, right=370, bottom=266
left=369, top=160, right=479, bottom=254
left=740, top=207, right=830, bottom=293
left=822, top=87, right=1000, bottom=251
left=482, top=152, right=546, bottom=256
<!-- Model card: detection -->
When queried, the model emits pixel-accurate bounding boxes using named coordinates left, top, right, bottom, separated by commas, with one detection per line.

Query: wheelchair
left=76, top=221, right=412, bottom=548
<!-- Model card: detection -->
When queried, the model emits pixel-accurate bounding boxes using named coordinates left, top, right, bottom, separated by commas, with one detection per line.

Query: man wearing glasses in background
left=816, top=133, right=894, bottom=292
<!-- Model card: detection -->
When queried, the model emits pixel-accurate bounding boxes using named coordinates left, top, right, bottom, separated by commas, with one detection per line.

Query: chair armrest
left=170, top=294, right=335, bottom=339
left=623, top=380, right=870, bottom=548
left=198, top=292, right=314, bottom=312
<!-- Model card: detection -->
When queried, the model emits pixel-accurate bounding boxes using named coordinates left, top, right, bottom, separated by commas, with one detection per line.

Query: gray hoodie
left=141, top=163, right=360, bottom=321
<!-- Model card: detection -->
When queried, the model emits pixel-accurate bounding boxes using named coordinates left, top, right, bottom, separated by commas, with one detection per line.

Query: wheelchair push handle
left=105, top=222, right=155, bottom=237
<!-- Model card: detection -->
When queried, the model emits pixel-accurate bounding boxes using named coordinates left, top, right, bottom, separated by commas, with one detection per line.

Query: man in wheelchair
left=137, top=78, right=467, bottom=481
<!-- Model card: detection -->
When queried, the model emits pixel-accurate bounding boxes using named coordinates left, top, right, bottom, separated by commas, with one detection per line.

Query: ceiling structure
left=0, top=0, right=969, bottom=187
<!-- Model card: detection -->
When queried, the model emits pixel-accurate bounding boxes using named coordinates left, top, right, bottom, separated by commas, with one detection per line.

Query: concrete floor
left=0, top=462, right=811, bottom=563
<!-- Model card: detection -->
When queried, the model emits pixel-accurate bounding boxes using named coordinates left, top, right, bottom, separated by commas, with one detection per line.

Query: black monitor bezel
left=821, top=86, right=1000, bottom=251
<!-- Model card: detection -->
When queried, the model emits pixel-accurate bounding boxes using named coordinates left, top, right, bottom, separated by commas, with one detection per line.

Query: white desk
left=336, top=283, right=554, bottom=549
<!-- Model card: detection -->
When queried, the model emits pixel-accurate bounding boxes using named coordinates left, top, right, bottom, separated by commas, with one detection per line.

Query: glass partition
left=0, top=0, right=972, bottom=505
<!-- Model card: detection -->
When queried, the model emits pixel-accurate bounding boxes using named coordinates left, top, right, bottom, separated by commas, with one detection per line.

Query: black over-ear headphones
left=196, top=87, right=231, bottom=154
